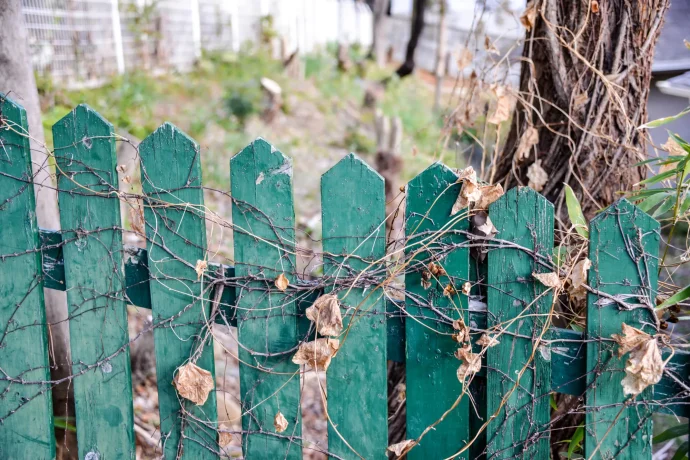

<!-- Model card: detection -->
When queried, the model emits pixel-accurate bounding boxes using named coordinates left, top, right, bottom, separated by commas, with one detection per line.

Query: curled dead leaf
left=195, top=260, right=208, bottom=280
left=443, top=284, right=457, bottom=297
left=475, top=184, right=504, bottom=209
left=275, top=273, right=289, bottom=291
left=591, top=0, right=599, bottom=13
left=218, top=423, right=233, bottom=447
left=421, top=270, right=432, bottom=289
left=452, top=166, right=482, bottom=214
left=461, top=281, right=472, bottom=296
left=116, top=164, right=127, bottom=174
left=526, top=160, right=548, bottom=192
left=520, top=0, right=537, bottom=31
left=484, top=35, right=499, bottom=55
left=173, top=362, right=214, bottom=406
left=457, top=47, right=474, bottom=70
left=488, top=86, right=512, bottom=125
left=292, top=338, right=340, bottom=372
left=476, top=333, right=500, bottom=348
left=452, top=318, right=470, bottom=343
left=456, top=344, right=481, bottom=379
left=567, top=258, right=591, bottom=302
left=396, top=383, right=406, bottom=402
left=123, top=175, right=132, bottom=184
left=274, top=411, right=289, bottom=433
left=612, top=323, right=665, bottom=396
left=475, top=214, right=498, bottom=238
left=387, top=439, right=416, bottom=457
left=428, top=262, right=446, bottom=277
left=533, top=272, right=562, bottom=289
left=305, top=294, right=343, bottom=337
left=515, top=126, right=539, bottom=161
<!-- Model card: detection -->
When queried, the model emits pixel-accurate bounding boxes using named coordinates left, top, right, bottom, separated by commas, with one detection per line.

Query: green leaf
left=567, top=425, right=585, bottom=458
left=564, top=184, right=588, bottom=238
left=671, top=441, right=688, bottom=460
left=652, top=196, right=677, bottom=218
left=550, top=394, right=558, bottom=411
left=637, top=192, right=669, bottom=213
left=654, top=424, right=688, bottom=444
left=54, top=416, right=77, bottom=432
left=639, top=107, right=690, bottom=129
left=553, top=247, right=568, bottom=268
left=638, top=169, right=678, bottom=185
left=657, top=284, right=690, bottom=310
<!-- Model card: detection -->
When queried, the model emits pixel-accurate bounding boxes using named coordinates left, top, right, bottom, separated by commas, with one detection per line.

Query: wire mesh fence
left=21, top=0, right=373, bottom=87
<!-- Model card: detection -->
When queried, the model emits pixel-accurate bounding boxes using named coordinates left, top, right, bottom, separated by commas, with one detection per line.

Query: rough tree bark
left=489, top=1, right=670, bottom=455
left=395, top=0, right=428, bottom=78
left=491, top=0, right=669, bottom=224
left=0, top=1, right=74, bottom=456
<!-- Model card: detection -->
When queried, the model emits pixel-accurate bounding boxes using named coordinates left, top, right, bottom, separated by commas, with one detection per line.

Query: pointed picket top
left=590, top=197, right=659, bottom=229
left=140, top=122, right=199, bottom=154
left=53, top=103, right=113, bottom=133
left=408, top=161, right=457, bottom=189
left=489, top=185, right=554, bottom=214
left=0, top=93, right=28, bottom=129
left=323, top=152, right=383, bottom=182
left=230, top=137, right=293, bottom=181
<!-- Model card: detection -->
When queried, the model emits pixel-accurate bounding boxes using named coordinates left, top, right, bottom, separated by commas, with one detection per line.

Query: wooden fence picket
left=230, top=138, right=301, bottom=459
left=321, top=153, right=388, bottom=458
left=139, top=123, right=218, bottom=459
left=0, top=95, right=55, bottom=459
left=486, top=187, right=554, bottom=459
left=404, top=163, right=471, bottom=459
left=584, top=199, right=659, bottom=459
left=53, top=104, right=135, bottom=458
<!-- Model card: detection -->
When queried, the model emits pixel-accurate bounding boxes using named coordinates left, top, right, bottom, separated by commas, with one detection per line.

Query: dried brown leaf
left=476, top=334, right=500, bottom=348
left=195, top=260, right=208, bottom=280
left=488, top=87, right=512, bottom=125
left=122, top=175, right=132, bottom=184
left=218, top=424, right=233, bottom=447
left=173, top=362, right=214, bottom=406
left=461, top=281, right=472, bottom=296
left=484, top=35, right=500, bottom=55
left=452, top=168, right=482, bottom=214
left=456, top=344, right=481, bottom=379
left=443, top=284, right=457, bottom=297
left=116, top=164, right=127, bottom=174
left=520, top=0, right=537, bottom=31
left=305, top=294, right=343, bottom=337
left=275, top=273, right=289, bottom=291
left=428, top=262, right=446, bottom=277
left=621, top=339, right=663, bottom=396
left=475, top=214, right=498, bottom=238
left=129, top=205, right=145, bottom=235
left=591, top=0, right=599, bottom=13
left=533, top=272, right=562, bottom=289
left=457, top=47, right=474, bottom=70
left=515, top=126, right=539, bottom=161
left=387, top=439, right=416, bottom=457
left=292, top=338, right=340, bottom=372
left=567, top=257, right=591, bottom=302
left=274, top=411, right=289, bottom=433
left=475, top=184, right=504, bottom=209
left=452, top=318, right=470, bottom=343
left=612, top=323, right=653, bottom=357
left=526, top=160, right=548, bottom=192
left=421, top=270, right=432, bottom=289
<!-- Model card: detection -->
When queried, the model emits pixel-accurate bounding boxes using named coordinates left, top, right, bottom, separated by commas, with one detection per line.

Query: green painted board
left=139, top=123, right=218, bottom=459
left=230, top=138, right=301, bottom=459
left=321, top=153, right=388, bottom=458
left=584, top=199, right=659, bottom=459
left=53, top=104, right=135, bottom=458
left=0, top=94, right=55, bottom=459
left=486, top=187, right=553, bottom=459
left=404, top=163, right=470, bottom=459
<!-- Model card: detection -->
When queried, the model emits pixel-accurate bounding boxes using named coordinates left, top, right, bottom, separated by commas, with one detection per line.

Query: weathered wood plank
left=0, top=94, right=55, bottom=459
left=404, top=163, right=470, bottom=459
left=584, top=199, right=659, bottom=459
left=230, top=138, right=301, bottom=459
left=321, top=153, right=388, bottom=458
left=53, top=104, right=135, bottom=458
left=139, top=123, right=218, bottom=459
left=486, top=187, right=554, bottom=459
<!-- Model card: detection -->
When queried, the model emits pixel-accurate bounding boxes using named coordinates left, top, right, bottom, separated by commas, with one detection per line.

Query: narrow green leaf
left=564, top=184, right=588, bottom=238
left=652, top=196, right=676, bottom=218
left=653, top=424, right=688, bottom=444
left=639, top=107, right=690, bottom=129
left=637, top=192, right=669, bottom=213
left=656, top=283, right=690, bottom=310
left=638, top=169, right=677, bottom=185
left=567, top=425, right=584, bottom=459
left=671, top=441, right=688, bottom=460
left=550, top=394, right=558, bottom=411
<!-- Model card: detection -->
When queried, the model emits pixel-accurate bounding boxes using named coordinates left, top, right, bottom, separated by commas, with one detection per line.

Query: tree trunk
left=433, top=0, right=447, bottom=112
left=0, top=1, right=74, bottom=456
left=368, top=0, right=390, bottom=67
left=491, top=0, right=669, bottom=225
left=395, top=0, right=427, bottom=78
left=488, top=1, right=670, bottom=455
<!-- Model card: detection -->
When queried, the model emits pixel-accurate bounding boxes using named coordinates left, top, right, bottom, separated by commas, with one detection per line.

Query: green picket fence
left=1, top=95, right=688, bottom=459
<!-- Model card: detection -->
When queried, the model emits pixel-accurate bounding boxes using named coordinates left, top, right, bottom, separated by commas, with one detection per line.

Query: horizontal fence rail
left=1, top=94, right=689, bottom=459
